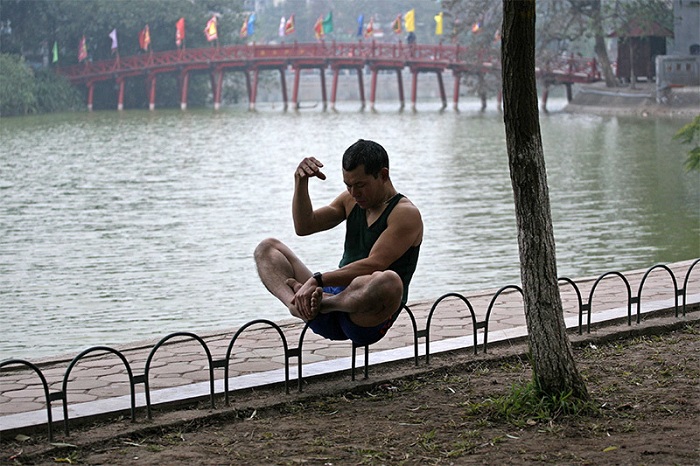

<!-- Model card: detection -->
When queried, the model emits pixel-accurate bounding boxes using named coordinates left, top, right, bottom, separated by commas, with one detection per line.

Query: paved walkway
left=1, top=259, right=698, bottom=437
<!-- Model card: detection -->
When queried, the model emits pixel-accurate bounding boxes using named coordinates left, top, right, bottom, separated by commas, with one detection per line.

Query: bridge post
left=411, top=70, right=418, bottom=112
left=279, top=68, right=288, bottom=111
left=292, top=66, right=300, bottom=110
left=319, top=67, right=327, bottom=111
left=452, top=70, right=461, bottom=111
left=250, top=69, right=259, bottom=111
left=147, top=74, right=156, bottom=111
left=357, top=68, right=365, bottom=110
left=369, top=68, right=378, bottom=111
left=211, top=68, right=224, bottom=111
left=396, top=69, right=405, bottom=111
left=331, top=67, right=339, bottom=110
left=180, top=71, right=189, bottom=111
left=87, top=82, right=95, bottom=112
left=436, top=71, right=447, bottom=111
left=116, top=77, right=125, bottom=111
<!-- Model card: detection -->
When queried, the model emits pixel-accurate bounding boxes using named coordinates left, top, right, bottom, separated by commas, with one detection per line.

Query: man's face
left=343, top=165, right=387, bottom=209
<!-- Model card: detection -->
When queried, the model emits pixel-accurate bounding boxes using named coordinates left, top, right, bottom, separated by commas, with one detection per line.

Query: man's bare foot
left=310, top=286, right=323, bottom=316
left=286, top=278, right=302, bottom=293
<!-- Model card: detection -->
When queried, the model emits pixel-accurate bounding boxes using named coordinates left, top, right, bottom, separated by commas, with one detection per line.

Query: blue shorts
left=307, top=286, right=400, bottom=346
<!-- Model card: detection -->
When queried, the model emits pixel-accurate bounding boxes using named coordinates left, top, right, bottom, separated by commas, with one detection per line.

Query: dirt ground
left=3, top=320, right=699, bottom=465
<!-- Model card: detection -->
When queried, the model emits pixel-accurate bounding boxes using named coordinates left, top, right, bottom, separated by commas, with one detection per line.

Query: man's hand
left=295, top=157, right=326, bottom=181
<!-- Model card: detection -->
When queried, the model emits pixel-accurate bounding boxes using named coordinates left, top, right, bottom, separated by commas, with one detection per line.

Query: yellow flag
left=434, top=12, right=443, bottom=35
left=405, top=9, right=415, bottom=33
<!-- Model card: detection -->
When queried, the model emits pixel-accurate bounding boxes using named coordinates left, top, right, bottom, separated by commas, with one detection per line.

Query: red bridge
left=56, top=41, right=600, bottom=111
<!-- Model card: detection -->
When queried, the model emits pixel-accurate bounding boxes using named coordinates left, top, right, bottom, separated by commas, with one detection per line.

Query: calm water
left=1, top=98, right=698, bottom=359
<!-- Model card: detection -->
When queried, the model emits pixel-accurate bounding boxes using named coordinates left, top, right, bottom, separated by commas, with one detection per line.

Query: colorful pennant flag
left=322, top=11, right=333, bottom=34
left=434, top=12, right=443, bottom=36
left=314, top=16, right=323, bottom=40
left=364, top=17, right=374, bottom=38
left=247, top=12, right=256, bottom=36
left=285, top=15, right=295, bottom=35
left=139, top=24, right=151, bottom=51
left=109, top=29, right=118, bottom=51
left=405, top=9, right=415, bottom=33
left=176, top=17, right=185, bottom=47
left=78, top=35, right=88, bottom=62
left=240, top=14, right=249, bottom=38
left=357, top=14, right=364, bottom=37
left=392, top=14, right=402, bottom=34
left=52, top=41, right=58, bottom=63
left=204, top=16, right=218, bottom=41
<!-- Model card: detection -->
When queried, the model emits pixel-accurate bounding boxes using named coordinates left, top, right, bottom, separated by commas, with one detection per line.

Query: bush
left=0, top=53, right=36, bottom=116
left=33, top=69, right=82, bottom=113
left=0, top=53, right=83, bottom=116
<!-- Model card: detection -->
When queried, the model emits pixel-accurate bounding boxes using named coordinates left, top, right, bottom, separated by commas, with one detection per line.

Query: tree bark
left=591, top=0, right=617, bottom=87
left=501, top=0, right=589, bottom=400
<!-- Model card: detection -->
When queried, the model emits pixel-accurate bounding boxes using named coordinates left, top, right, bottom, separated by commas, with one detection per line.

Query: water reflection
left=0, top=100, right=697, bottom=359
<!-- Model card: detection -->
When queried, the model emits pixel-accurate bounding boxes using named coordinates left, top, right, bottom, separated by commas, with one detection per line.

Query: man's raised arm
left=292, top=157, right=345, bottom=236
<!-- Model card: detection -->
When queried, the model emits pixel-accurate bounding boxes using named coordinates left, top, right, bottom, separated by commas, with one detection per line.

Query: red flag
left=78, top=35, right=88, bottom=62
left=314, top=16, right=324, bottom=40
left=239, top=15, right=248, bottom=38
left=176, top=17, right=185, bottom=47
left=364, top=17, right=374, bottom=38
left=285, top=14, right=295, bottom=35
left=204, top=16, right=218, bottom=41
left=392, top=14, right=402, bottom=34
left=139, top=24, right=151, bottom=51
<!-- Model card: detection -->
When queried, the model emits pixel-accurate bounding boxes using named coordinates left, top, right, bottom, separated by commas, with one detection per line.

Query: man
left=254, top=139, right=422, bottom=346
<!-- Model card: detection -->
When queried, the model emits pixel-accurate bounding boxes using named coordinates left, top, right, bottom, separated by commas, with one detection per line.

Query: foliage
left=33, top=69, right=82, bottom=113
left=674, top=115, right=700, bottom=171
left=469, top=380, right=595, bottom=426
left=0, top=53, right=36, bottom=116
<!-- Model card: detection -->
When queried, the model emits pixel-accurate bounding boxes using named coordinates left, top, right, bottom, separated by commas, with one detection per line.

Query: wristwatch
left=312, top=272, right=323, bottom=287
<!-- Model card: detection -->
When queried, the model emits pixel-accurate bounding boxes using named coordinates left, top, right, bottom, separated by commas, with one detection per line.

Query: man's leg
left=312, top=270, right=403, bottom=328
left=254, top=237, right=312, bottom=319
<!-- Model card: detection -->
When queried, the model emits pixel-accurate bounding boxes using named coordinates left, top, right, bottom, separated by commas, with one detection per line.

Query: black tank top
left=338, top=193, right=420, bottom=305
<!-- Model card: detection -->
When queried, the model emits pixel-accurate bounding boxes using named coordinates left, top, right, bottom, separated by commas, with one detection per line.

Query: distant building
left=655, top=0, right=700, bottom=93
left=672, top=0, right=700, bottom=55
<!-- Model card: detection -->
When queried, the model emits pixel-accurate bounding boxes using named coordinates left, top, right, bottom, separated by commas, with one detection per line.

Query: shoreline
left=563, top=81, right=699, bottom=118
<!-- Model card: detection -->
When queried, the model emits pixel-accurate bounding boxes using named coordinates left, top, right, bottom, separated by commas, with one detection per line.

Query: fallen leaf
left=603, top=446, right=618, bottom=452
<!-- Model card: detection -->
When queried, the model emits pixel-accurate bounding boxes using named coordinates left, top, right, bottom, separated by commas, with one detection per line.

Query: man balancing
left=254, top=139, right=423, bottom=346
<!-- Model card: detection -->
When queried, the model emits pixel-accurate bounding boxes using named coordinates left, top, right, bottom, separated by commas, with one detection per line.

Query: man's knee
left=254, top=237, right=282, bottom=263
left=373, top=270, right=402, bottom=293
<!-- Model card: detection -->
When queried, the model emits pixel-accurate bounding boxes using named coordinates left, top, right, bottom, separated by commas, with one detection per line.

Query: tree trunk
left=591, top=0, right=617, bottom=87
left=501, top=0, right=589, bottom=400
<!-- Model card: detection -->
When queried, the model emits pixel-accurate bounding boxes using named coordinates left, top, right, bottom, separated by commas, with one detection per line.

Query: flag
left=364, top=17, right=374, bottom=38
left=109, top=29, right=118, bottom=51
left=279, top=16, right=285, bottom=37
left=239, top=15, right=248, bottom=38
left=357, top=14, right=364, bottom=37
left=247, top=12, right=256, bottom=36
left=176, top=17, right=185, bottom=47
left=314, top=16, right=323, bottom=40
left=392, top=14, right=402, bottom=34
left=322, top=11, right=333, bottom=34
left=285, top=14, right=295, bottom=35
left=434, top=12, right=443, bottom=36
left=204, top=16, right=218, bottom=41
left=52, top=41, right=58, bottom=63
left=78, top=35, right=87, bottom=62
left=139, top=24, right=151, bottom=51
left=471, top=22, right=481, bottom=34
left=405, top=9, right=415, bottom=33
